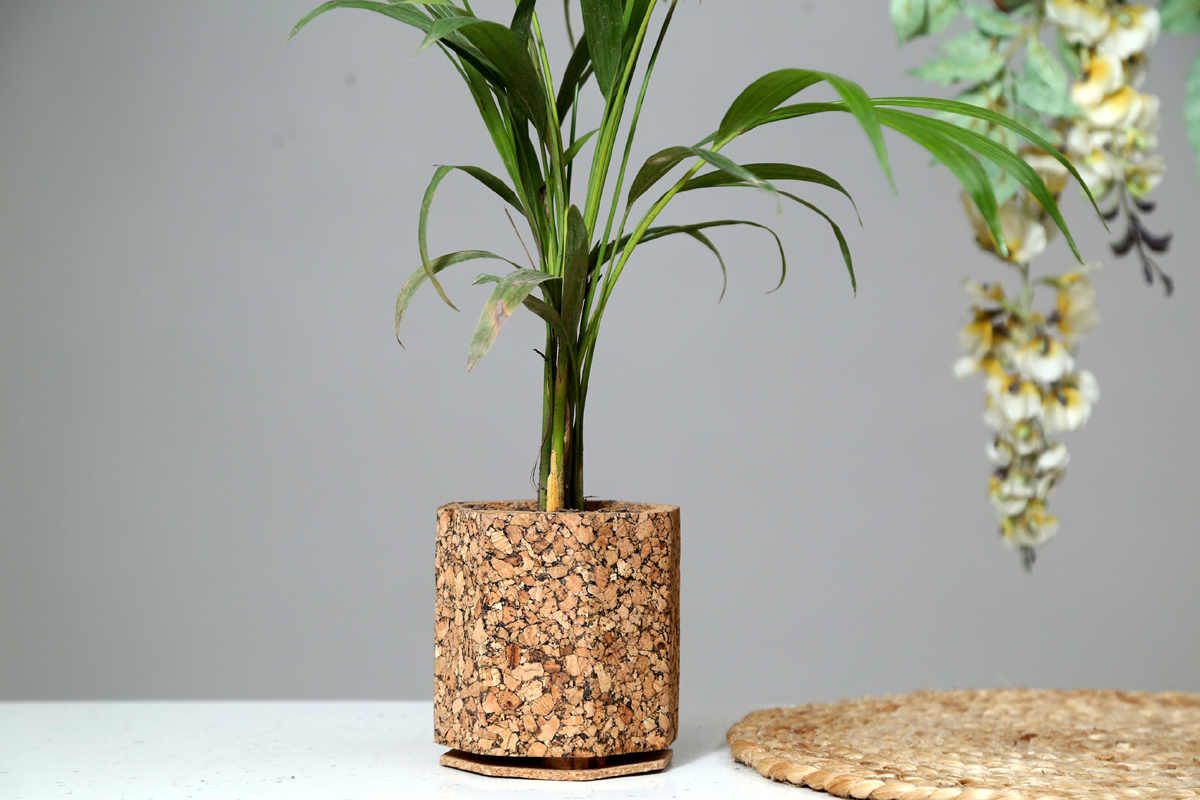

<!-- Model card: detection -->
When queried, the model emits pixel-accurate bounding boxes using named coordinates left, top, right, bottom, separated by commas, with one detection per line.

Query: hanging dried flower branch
left=892, top=0, right=1198, bottom=568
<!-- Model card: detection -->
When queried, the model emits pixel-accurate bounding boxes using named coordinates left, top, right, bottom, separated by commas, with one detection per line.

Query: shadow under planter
left=434, top=500, right=681, bottom=780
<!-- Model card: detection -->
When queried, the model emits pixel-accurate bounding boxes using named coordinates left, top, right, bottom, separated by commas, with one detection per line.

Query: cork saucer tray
left=434, top=501, right=680, bottom=779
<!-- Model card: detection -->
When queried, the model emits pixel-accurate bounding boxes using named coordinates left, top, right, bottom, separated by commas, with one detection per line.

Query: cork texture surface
left=434, top=500, right=681, bottom=759
left=439, top=748, right=673, bottom=781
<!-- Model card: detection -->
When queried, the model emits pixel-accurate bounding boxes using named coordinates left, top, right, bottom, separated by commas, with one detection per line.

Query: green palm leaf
left=717, top=69, right=824, bottom=142
left=522, top=296, right=579, bottom=365
left=580, top=0, right=623, bottom=97
left=556, top=34, right=593, bottom=123
left=418, top=165, right=528, bottom=310
left=818, top=73, right=895, bottom=192
left=681, top=162, right=860, bottom=223
left=877, top=108, right=1006, bottom=257
left=510, top=0, right=537, bottom=42
left=627, top=146, right=694, bottom=206
left=752, top=97, right=1101, bottom=258
left=717, top=69, right=894, bottom=190
left=290, top=0, right=430, bottom=40
left=457, top=21, right=551, bottom=137
left=561, top=206, right=590, bottom=336
left=877, top=108, right=1083, bottom=260
left=563, top=128, right=601, bottom=166
left=687, top=148, right=777, bottom=194
left=592, top=219, right=787, bottom=301
left=416, top=16, right=484, bottom=55
left=777, top=190, right=855, bottom=293
left=871, top=97, right=1101, bottom=217
left=290, top=2, right=503, bottom=96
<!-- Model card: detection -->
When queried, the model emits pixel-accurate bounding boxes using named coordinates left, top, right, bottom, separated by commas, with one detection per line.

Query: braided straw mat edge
left=727, top=689, right=1200, bottom=800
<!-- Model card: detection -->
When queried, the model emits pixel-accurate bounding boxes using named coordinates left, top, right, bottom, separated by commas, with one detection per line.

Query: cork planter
left=434, top=500, right=680, bottom=780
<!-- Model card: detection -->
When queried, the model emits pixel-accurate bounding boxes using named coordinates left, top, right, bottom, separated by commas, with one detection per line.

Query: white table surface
left=0, top=701, right=822, bottom=799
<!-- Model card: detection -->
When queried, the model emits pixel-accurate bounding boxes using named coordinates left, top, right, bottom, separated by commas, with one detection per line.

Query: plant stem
left=539, top=332, right=553, bottom=510
left=584, top=156, right=710, bottom=360
left=574, top=153, right=708, bottom=443
left=582, top=6, right=657, bottom=238
left=546, top=354, right=570, bottom=511
left=530, top=10, right=570, bottom=268
left=592, top=1, right=678, bottom=318
left=570, top=405, right=585, bottom=509
left=533, top=3, right=661, bottom=512
left=1015, top=261, right=1034, bottom=322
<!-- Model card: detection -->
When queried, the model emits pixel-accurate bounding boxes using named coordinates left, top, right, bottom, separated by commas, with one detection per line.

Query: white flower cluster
left=954, top=272, right=1101, bottom=553
left=1049, top=0, right=1165, bottom=197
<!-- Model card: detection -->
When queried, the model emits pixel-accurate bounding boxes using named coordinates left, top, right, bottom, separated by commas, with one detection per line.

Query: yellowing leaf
left=467, top=269, right=559, bottom=371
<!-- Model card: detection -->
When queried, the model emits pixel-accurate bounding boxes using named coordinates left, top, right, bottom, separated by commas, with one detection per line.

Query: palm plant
left=290, top=0, right=1099, bottom=512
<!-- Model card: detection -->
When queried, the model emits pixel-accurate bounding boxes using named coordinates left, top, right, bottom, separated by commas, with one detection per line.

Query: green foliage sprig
left=896, top=0, right=1200, bottom=181
left=1160, top=0, right=1200, bottom=176
left=292, top=0, right=1092, bottom=512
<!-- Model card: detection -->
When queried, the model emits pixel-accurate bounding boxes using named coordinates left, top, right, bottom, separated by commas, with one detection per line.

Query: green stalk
left=506, top=104, right=547, bottom=258
left=569, top=4, right=680, bottom=504
left=582, top=154, right=711, bottom=364
left=609, top=162, right=705, bottom=291
left=588, top=1, right=678, bottom=331
left=525, top=11, right=574, bottom=510
left=546, top=351, right=570, bottom=511
left=538, top=331, right=554, bottom=509
left=578, top=265, right=601, bottom=342
left=575, top=150, right=711, bottom=417
left=581, top=5, right=657, bottom=238
left=546, top=5, right=659, bottom=511
left=569, top=400, right=585, bottom=509
left=530, top=10, right=570, bottom=270
left=519, top=6, right=569, bottom=512
left=566, top=82, right=581, bottom=197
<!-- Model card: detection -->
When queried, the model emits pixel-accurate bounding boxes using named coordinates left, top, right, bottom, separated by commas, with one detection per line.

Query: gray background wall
left=1, top=0, right=1197, bottom=704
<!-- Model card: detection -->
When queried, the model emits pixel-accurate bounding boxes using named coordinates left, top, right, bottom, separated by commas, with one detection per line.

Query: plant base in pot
left=434, top=501, right=680, bottom=780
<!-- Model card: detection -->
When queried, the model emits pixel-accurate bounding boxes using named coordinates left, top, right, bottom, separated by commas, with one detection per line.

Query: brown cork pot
left=433, top=500, right=680, bottom=778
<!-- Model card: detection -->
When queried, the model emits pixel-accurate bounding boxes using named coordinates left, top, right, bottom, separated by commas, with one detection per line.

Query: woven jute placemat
left=728, top=689, right=1200, bottom=799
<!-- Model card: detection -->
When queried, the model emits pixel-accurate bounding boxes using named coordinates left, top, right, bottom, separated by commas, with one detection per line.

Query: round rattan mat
left=728, top=689, right=1200, bottom=800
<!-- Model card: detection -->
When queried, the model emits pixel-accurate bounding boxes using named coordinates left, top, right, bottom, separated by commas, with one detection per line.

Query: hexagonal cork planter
left=434, top=500, right=680, bottom=780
